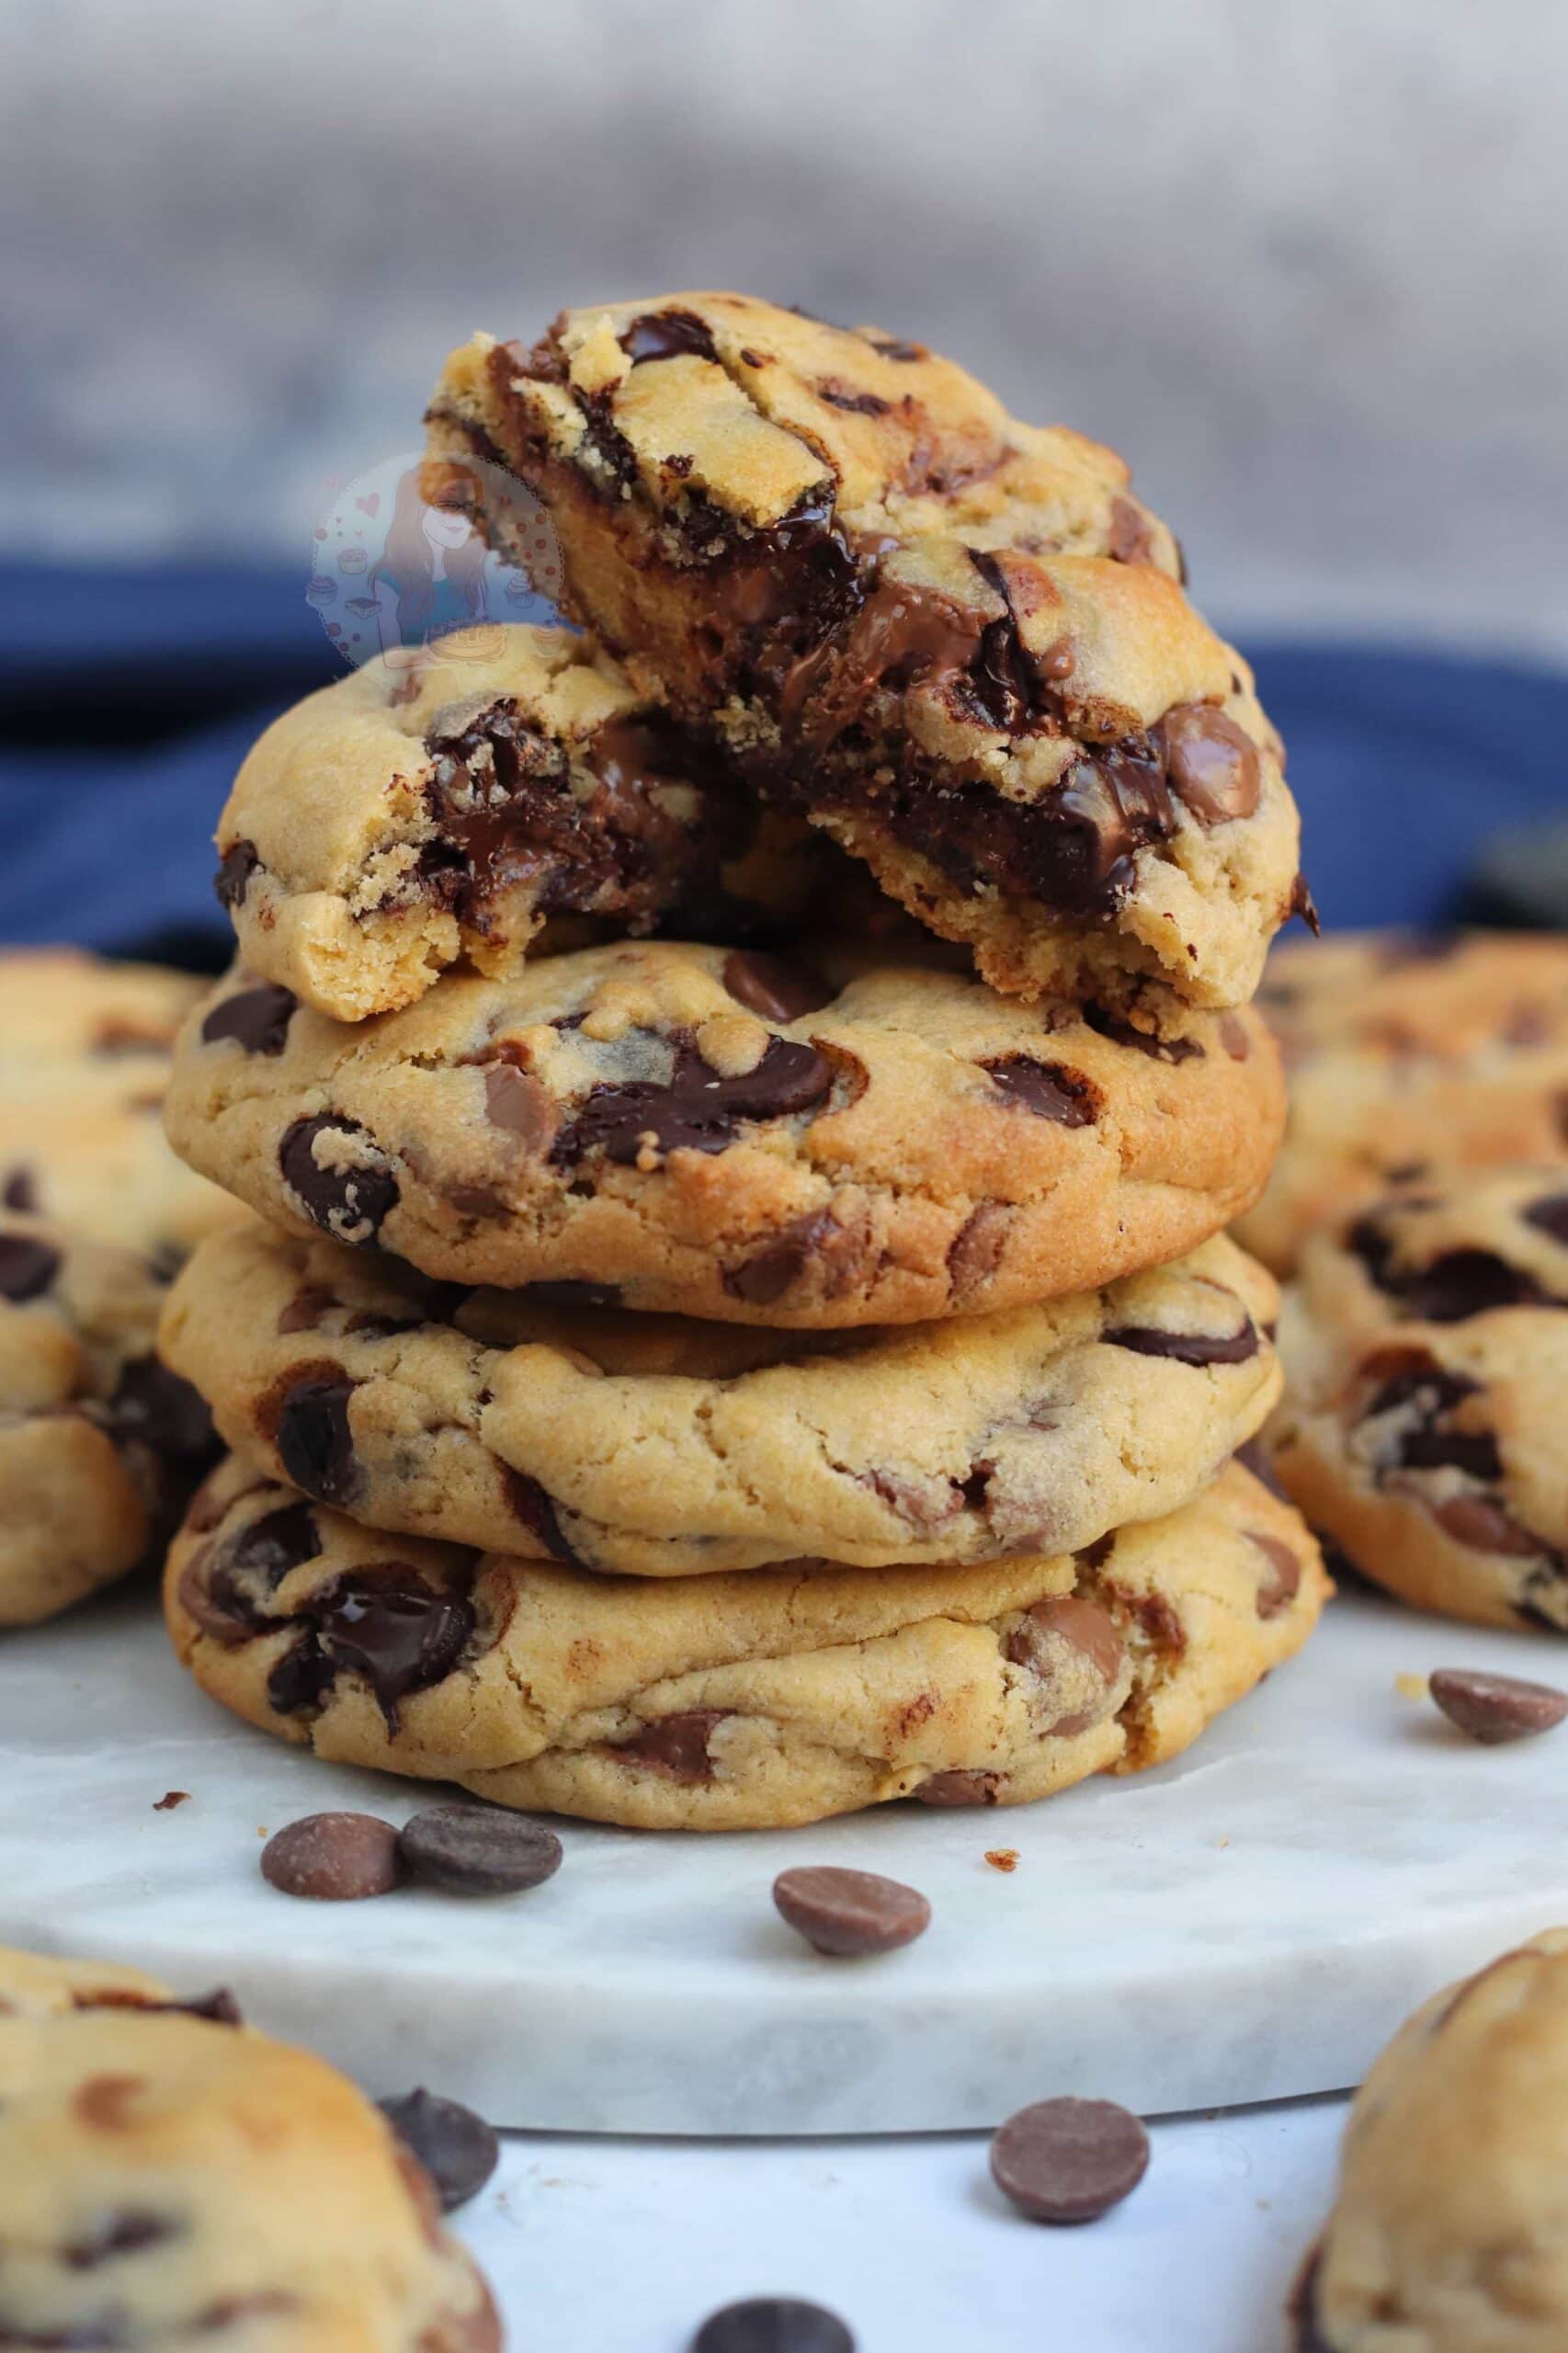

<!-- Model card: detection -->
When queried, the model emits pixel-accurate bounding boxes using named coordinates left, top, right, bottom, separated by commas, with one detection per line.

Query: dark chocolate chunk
left=772, top=1865, right=931, bottom=1958
left=399, top=1804, right=562, bottom=1895
left=181, top=1501, right=323, bottom=1642
left=260, top=1812, right=404, bottom=1901
left=500, top=1465, right=583, bottom=1566
left=722, top=949, right=834, bottom=1023
left=551, top=1039, right=833, bottom=1166
left=1082, top=1003, right=1203, bottom=1063
left=990, top=2096, right=1150, bottom=2223
left=272, top=1370, right=359, bottom=1505
left=379, top=2087, right=500, bottom=2212
left=62, top=2208, right=177, bottom=2268
left=1247, top=1531, right=1302, bottom=1618
left=619, top=308, right=719, bottom=365
left=0, top=1233, right=60, bottom=1302
left=278, top=1114, right=398, bottom=1245
left=1104, top=1319, right=1258, bottom=1366
left=1349, top=1214, right=1552, bottom=1322
left=214, top=839, right=260, bottom=908
left=200, top=983, right=297, bottom=1057
left=722, top=1210, right=839, bottom=1308
left=1524, top=1191, right=1568, bottom=1246
left=615, top=1710, right=729, bottom=1782
left=1, top=1165, right=38, bottom=1212
left=982, top=1056, right=1097, bottom=1126
left=912, top=1768, right=1002, bottom=1807
left=864, top=334, right=926, bottom=362
left=1429, top=1667, right=1568, bottom=1745
left=815, top=379, right=890, bottom=415
left=1361, top=1356, right=1501, bottom=1482
left=307, top=1570, right=475, bottom=1732
left=692, top=2299, right=855, bottom=2353
left=107, top=1358, right=215, bottom=1469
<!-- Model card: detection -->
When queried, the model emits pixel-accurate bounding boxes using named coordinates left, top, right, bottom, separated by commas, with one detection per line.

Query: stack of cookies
left=155, top=291, right=1328, bottom=1829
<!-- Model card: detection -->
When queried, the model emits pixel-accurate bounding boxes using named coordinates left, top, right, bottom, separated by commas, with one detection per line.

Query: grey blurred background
left=6, top=0, right=1565, bottom=656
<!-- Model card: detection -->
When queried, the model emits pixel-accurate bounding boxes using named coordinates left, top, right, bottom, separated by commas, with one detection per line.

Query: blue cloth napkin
left=1, top=564, right=1563, bottom=956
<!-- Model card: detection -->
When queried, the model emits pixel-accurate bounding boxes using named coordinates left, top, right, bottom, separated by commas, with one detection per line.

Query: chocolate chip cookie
left=0, top=1942, right=498, bottom=2349
left=165, top=1452, right=1327, bottom=1830
left=1237, top=928, right=1568, bottom=1275
left=1270, top=1169, right=1568, bottom=1629
left=217, top=620, right=835, bottom=1023
left=163, top=937, right=1285, bottom=1324
left=0, top=949, right=236, bottom=1269
left=426, top=292, right=1302, bottom=1017
left=1293, top=1929, right=1568, bottom=2353
left=1, top=1213, right=215, bottom=1625
left=161, top=1219, right=1281, bottom=1574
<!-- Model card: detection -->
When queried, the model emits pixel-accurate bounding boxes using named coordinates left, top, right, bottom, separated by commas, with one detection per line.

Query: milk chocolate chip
left=615, top=1710, right=728, bottom=1781
left=1158, top=704, right=1261, bottom=824
left=1429, top=1667, right=1568, bottom=1745
left=1247, top=1530, right=1302, bottom=1618
left=261, top=1812, right=404, bottom=1901
left=990, top=2096, right=1151, bottom=2223
left=772, top=1866, right=931, bottom=1958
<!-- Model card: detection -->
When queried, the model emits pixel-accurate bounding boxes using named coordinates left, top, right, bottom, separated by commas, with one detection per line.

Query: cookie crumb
left=153, top=1790, right=190, bottom=1811
left=1395, top=1672, right=1429, bottom=1700
left=984, top=1848, right=1019, bottom=1873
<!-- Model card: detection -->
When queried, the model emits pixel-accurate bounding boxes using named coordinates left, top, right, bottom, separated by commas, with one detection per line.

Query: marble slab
left=2, top=1578, right=1564, bottom=2134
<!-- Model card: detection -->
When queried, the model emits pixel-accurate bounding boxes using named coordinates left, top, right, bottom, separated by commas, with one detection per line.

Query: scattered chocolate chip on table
left=1429, top=1667, right=1568, bottom=1745
left=990, top=2096, right=1151, bottom=2222
left=772, top=1867, right=931, bottom=1957
left=260, top=1810, right=405, bottom=1900
left=692, top=2296, right=856, bottom=2353
left=399, top=1803, right=563, bottom=1894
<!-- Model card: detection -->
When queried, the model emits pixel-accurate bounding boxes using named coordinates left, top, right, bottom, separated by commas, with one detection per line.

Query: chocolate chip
left=278, top=1286, right=335, bottom=1335
left=1349, top=1216, right=1551, bottom=1322
left=108, top=1358, right=215, bottom=1468
left=483, top=1061, right=557, bottom=1151
left=278, top=1114, right=398, bottom=1245
left=1108, top=496, right=1155, bottom=566
left=990, top=2096, right=1150, bottom=2222
left=213, top=839, right=260, bottom=907
left=379, top=2087, right=500, bottom=2212
left=773, top=1866, right=931, bottom=1958
left=1104, top=1319, right=1258, bottom=1366
left=200, top=982, right=296, bottom=1056
left=982, top=1056, right=1097, bottom=1126
left=200, top=1503, right=322, bottom=1638
left=63, top=2208, right=177, bottom=2267
left=912, top=1769, right=1002, bottom=1807
left=692, top=2299, right=855, bottom=2353
left=1158, top=704, right=1261, bottom=824
left=615, top=1710, right=728, bottom=1782
left=399, top=1804, right=562, bottom=1895
left=946, top=1202, right=1010, bottom=1305
left=0, top=1233, right=60, bottom=1301
left=619, top=308, right=719, bottom=364
left=1431, top=1493, right=1541, bottom=1556
left=1, top=1165, right=38, bottom=1212
left=1524, top=1191, right=1568, bottom=1245
left=260, top=1812, right=404, bottom=1900
left=1081, top=1004, right=1203, bottom=1063
left=1359, top=1354, right=1501, bottom=1480
left=1247, top=1531, right=1302, bottom=1618
left=1234, top=1436, right=1288, bottom=1500
left=815, top=378, right=889, bottom=415
left=525, top=1279, right=622, bottom=1309
left=1005, top=1597, right=1125, bottom=1728
left=1219, top=1014, right=1251, bottom=1061
left=500, top=1465, right=583, bottom=1566
left=272, top=1369, right=358, bottom=1505
left=552, top=1040, right=834, bottom=1165
left=1429, top=1667, right=1568, bottom=1744
left=302, top=1571, right=475, bottom=1732
left=722, top=949, right=834, bottom=1022
left=722, top=1209, right=847, bottom=1308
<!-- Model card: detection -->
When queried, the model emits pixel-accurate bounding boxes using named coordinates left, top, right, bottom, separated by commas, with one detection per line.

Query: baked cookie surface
left=1238, top=929, right=1568, bottom=1274
left=166, top=1453, right=1327, bottom=1831
left=1295, top=1929, right=1568, bottom=2353
left=426, top=292, right=1302, bottom=1017
left=1271, top=1169, right=1568, bottom=1629
left=0, top=1943, right=497, bottom=2350
left=160, top=1221, right=1280, bottom=1575
left=217, top=621, right=832, bottom=1022
left=163, top=938, right=1285, bottom=1324
left=0, top=1213, right=215, bottom=1625
left=0, top=949, right=236, bottom=1269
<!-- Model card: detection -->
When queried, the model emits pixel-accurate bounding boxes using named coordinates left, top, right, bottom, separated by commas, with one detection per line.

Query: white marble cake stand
left=2, top=1576, right=1563, bottom=2134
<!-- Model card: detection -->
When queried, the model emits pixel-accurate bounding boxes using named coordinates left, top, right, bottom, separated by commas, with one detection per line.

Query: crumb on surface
left=1395, top=1672, right=1430, bottom=1700
left=153, top=1790, right=190, bottom=1811
left=984, top=1847, right=1020, bottom=1873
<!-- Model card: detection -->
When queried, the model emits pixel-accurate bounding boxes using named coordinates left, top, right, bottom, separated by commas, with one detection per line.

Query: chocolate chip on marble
left=200, top=982, right=297, bottom=1056
left=773, top=1866, right=930, bottom=1957
left=722, top=949, right=835, bottom=1023
left=214, top=839, right=260, bottom=907
left=912, top=1769, right=1002, bottom=1808
left=1429, top=1668, right=1568, bottom=1745
left=982, top=1056, right=1097, bottom=1126
left=260, top=1812, right=404, bottom=1900
left=399, top=1804, right=562, bottom=1895
left=270, top=1367, right=359, bottom=1504
left=990, top=2096, right=1151, bottom=2223
left=1247, top=1531, right=1302, bottom=1619
left=1104, top=1319, right=1259, bottom=1366
left=0, top=1233, right=60, bottom=1301
left=278, top=1114, right=399, bottom=1244
left=692, top=2299, right=856, bottom=2353
left=379, top=2087, right=500, bottom=2211
left=615, top=1710, right=729, bottom=1782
